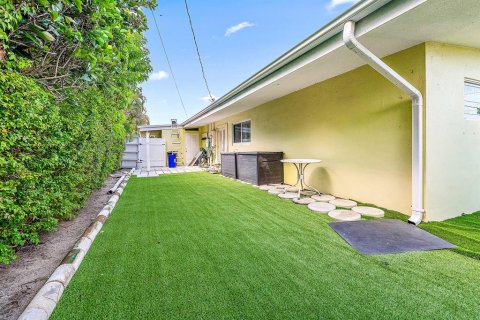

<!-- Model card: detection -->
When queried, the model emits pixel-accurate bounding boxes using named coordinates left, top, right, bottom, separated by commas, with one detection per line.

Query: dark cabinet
left=235, top=152, right=283, bottom=185
left=220, top=152, right=237, bottom=178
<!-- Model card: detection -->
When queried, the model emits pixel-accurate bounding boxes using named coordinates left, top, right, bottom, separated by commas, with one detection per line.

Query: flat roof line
left=181, top=0, right=393, bottom=126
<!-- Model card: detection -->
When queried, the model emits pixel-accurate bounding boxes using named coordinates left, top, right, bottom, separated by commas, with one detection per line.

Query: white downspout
left=342, top=21, right=424, bottom=225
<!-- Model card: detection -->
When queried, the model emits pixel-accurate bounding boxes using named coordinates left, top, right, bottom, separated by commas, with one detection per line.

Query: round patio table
left=280, top=159, right=322, bottom=198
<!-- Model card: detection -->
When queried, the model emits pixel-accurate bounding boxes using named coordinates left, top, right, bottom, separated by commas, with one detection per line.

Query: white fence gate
left=138, top=137, right=166, bottom=168
left=121, top=137, right=166, bottom=169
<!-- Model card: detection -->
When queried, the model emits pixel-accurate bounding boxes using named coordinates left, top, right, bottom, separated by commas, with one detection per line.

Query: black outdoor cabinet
left=235, top=152, right=283, bottom=185
left=220, top=152, right=237, bottom=178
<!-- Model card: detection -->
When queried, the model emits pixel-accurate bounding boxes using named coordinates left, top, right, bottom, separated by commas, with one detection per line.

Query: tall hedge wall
left=0, top=0, right=155, bottom=264
left=0, top=72, right=127, bottom=264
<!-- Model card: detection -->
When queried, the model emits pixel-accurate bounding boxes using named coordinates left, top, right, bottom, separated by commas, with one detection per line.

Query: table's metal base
left=290, top=162, right=320, bottom=198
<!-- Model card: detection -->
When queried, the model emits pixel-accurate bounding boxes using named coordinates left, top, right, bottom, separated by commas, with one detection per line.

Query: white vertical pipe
left=342, top=20, right=424, bottom=224
left=146, top=131, right=151, bottom=172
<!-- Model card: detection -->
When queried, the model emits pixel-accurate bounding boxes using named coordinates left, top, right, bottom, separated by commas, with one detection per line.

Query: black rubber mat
left=329, top=219, right=456, bottom=255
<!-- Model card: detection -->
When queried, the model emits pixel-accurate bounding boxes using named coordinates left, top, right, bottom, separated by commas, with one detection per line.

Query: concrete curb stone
left=18, top=170, right=134, bottom=319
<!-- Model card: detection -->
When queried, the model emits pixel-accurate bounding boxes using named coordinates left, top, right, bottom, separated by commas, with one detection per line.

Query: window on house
left=465, top=79, right=480, bottom=120
left=233, top=120, right=251, bottom=143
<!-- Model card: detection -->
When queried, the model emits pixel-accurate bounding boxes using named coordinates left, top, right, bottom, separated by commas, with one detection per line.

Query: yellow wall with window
left=213, top=44, right=426, bottom=217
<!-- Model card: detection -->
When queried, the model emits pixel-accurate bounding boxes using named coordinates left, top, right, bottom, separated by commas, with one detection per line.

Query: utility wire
left=183, top=0, right=215, bottom=102
left=149, top=8, right=188, bottom=117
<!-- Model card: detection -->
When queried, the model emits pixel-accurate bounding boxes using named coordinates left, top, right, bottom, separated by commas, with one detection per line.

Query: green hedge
left=0, top=0, right=153, bottom=264
left=0, top=72, right=126, bottom=264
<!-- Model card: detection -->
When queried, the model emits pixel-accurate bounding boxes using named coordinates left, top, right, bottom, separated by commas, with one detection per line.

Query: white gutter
left=342, top=20, right=424, bottom=224
left=138, top=124, right=179, bottom=131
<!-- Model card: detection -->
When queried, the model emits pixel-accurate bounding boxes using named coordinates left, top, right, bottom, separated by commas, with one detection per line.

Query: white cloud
left=200, top=94, right=217, bottom=102
left=225, top=22, right=255, bottom=37
left=149, top=71, right=169, bottom=81
left=327, top=0, right=360, bottom=9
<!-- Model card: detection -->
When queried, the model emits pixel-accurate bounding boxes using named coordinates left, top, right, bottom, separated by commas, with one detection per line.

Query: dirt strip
left=0, top=170, right=129, bottom=320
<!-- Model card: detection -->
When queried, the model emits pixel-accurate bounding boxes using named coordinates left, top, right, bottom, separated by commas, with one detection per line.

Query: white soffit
left=188, top=0, right=480, bottom=127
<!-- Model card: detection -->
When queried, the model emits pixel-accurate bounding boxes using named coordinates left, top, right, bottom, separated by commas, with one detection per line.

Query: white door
left=139, top=138, right=166, bottom=168
left=185, top=133, right=200, bottom=165
left=217, top=126, right=226, bottom=162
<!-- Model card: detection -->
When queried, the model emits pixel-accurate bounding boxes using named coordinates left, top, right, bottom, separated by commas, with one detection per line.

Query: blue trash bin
left=168, top=152, right=177, bottom=168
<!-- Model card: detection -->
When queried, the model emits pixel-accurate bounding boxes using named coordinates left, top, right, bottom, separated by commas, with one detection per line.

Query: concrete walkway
left=135, top=166, right=204, bottom=178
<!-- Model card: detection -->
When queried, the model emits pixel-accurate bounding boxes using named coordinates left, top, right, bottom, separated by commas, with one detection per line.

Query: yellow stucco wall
left=164, top=127, right=206, bottom=165
left=213, top=44, right=427, bottom=216
left=425, top=43, right=480, bottom=221
left=198, top=125, right=209, bottom=149
left=160, top=129, right=185, bottom=165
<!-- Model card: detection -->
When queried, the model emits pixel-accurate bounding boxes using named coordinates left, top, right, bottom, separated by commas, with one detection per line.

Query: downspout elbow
left=342, top=20, right=360, bottom=52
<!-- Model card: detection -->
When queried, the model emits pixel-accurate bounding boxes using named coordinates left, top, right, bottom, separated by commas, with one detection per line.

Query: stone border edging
left=17, top=170, right=134, bottom=320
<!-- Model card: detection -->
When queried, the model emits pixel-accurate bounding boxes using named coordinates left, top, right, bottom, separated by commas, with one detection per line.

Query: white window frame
left=464, top=78, right=480, bottom=121
left=232, top=119, right=251, bottom=145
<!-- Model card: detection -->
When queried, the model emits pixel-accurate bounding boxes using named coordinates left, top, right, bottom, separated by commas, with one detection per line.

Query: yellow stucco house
left=138, top=0, right=480, bottom=223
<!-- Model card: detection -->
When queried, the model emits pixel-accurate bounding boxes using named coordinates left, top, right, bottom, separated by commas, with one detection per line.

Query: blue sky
left=142, top=0, right=359, bottom=124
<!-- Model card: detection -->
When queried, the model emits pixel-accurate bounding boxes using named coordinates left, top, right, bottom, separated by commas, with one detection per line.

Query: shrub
left=0, top=0, right=154, bottom=264
left=0, top=72, right=128, bottom=264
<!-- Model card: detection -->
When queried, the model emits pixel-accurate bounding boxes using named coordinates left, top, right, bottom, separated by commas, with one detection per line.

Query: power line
left=183, top=0, right=215, bottom=102
left=149, top=8, right=188, bottom=117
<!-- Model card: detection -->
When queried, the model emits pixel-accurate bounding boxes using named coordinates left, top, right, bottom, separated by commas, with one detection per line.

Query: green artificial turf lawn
left=52, top=173, right=480, bottom=319
left=419, top=211, right=480, bottom=260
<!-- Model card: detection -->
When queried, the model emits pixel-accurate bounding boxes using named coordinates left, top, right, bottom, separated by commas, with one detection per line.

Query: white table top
left=281, top=159, right=322, bottom=164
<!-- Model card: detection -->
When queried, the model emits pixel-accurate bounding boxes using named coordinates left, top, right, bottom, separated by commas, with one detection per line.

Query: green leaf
left=50, top=10, right=59, bottom=21
left=64, top=16, right=75, bottom=24
left=73, top=0, right=82, bottom=12
left=29, top=25, right=55, bottom=42
left=37, top=30, right=55, bottom=42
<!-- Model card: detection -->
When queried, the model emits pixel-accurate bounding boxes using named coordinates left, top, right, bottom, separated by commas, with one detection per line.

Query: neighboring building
left=137, top=123, right=210, bottom=166
left=141, top=0, right=480, bottom=222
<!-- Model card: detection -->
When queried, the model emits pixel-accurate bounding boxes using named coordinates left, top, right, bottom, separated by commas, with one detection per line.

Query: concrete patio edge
left=17, top=168, right=135, bottom=320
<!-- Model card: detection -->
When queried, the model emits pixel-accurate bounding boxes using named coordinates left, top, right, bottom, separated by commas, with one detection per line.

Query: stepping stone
left=312, top=194, right=336, bottom=202
left=286, top=186, right=299, bottom=192
left=329, top=199, right=357, bottom=208
left=268, top=188, right=284, bottom=195
left=259, top=185, right=276, bottom=191
left=292, top=197, right=316, bottom=205
left=328, top=210, right=361, bottom=221
left=278, top=192, right=298, bottom=199
left=275, top=185, right=290, bottom=190
left=352, top=206, right=385, bottom=217
left=301, top=190, right=317, bottom=196
left=269, top=183, right=283, bottom=187
left=308, top=202, right=336, bottom=213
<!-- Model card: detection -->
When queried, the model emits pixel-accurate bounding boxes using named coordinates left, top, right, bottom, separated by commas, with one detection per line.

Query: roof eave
left=181, top=0, right=393, bottom=127
left=138, top=124, right=181, bottom=131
